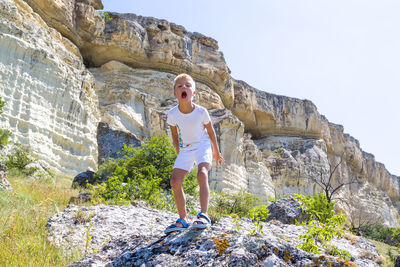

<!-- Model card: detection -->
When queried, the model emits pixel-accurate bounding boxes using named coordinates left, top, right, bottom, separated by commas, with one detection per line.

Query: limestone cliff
left=0, top=0, right=399, bottom=226
left=0, top=0, right=99, bottom=174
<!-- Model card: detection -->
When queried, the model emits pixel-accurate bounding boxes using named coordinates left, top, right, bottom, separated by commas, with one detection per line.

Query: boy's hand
left=213, top=151, right=225, bottom=167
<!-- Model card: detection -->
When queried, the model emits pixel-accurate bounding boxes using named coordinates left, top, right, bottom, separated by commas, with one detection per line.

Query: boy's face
left=174, top=77, right=196, bottom=103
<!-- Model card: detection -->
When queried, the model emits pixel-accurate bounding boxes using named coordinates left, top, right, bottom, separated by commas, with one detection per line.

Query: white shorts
left=174, top=142, right=212, bottom=172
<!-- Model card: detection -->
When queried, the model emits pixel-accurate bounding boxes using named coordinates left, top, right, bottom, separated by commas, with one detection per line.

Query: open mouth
left=181, top=91, right=187, bottom=99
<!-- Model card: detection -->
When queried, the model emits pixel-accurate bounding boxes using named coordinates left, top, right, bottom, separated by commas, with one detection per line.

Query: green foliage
left=248, top=205, right=270, bottom=236
left=98, top=135, right=177, bottom=188
left=91, top=135, right=198, bottom=211
left=359, top=223, right=400, bottom=248
left=4, top=143, right=36, bottom=175
left=231, top=214, right=242, bottom=231
left=209, top=188, right=261, bottom=219
left=294, top=193, right=349, bottom=256
left=294, top=193, right=335, bottom=224
left=249, top=204, right=270, bottom=222
left=0, top=96, right=5, bottom=113
left=0, top=171, right=80, bottom=266
left=328, top=245, right=352, bottom=260
left=297, top=215, right=346, bottom=254
left=360, top=224, right=393, bottom=243
left=387, top=247, right=396, bottom=262
left=98, top=11, right=113, bottom=21
left=183, top=168, right=198, bottom=196
left=0, top=97, right=11, bottom=148
left=0, top=129, right=11, bottom=148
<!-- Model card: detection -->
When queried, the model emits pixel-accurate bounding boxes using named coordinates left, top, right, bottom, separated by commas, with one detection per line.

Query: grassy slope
left=368, top=239, right=398, bottom=267
left=0, top=169, right=80, bottom=266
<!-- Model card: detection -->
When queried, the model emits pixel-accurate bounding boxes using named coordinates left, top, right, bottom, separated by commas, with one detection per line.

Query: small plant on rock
left=248, top=205, right=270, bottom=236
left=231, top=214, right=242, bottom=232
left=98, top=11, right=112, bottom=21
left=294, top=193, right=349, bottom=256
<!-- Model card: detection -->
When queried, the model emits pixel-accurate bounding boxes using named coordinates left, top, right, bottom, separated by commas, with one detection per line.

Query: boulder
left=395, top=254, right=400, bottom=267
left=267, top=198, right=308, bottom=224
left=72, top=170, right=96, bottom=188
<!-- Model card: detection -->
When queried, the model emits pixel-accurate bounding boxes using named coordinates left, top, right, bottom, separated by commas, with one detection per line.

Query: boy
left=165, top=73, right=224, bottom=233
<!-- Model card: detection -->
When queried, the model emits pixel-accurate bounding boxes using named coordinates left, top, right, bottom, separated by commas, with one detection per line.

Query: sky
left=102, top=0, right=400, bottom=176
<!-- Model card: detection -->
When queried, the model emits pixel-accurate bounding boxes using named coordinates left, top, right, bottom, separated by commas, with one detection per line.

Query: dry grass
left=368, top=238, right=399, bottom=267
left=0, top=169, right=81, bottom=266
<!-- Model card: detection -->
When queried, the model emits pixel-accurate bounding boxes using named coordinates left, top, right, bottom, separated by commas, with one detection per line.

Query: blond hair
left=173, top=73, right=195, bottom=90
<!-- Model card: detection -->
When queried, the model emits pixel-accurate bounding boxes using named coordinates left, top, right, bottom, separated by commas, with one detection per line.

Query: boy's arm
left=170, top=125, right=180, bottom=154
left=204, top=122, right=225, bottom=167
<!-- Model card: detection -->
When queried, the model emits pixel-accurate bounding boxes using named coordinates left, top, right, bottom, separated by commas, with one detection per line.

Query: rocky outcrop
left=0, top=0, right=99, bottom=174
left=47, top=204, right=382, bottom=266
left=232, top=80, right=322, bottom=139
left=267, top=198, right=309, bottom=225
left=21, top=2, right=233, bottom=108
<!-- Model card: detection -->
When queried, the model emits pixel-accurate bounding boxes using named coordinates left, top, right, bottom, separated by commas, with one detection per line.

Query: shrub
left=359, top=224, right=400, bottom=247
left=294, top=193, right=335, bottom=224
left=209, top=188, right=261, bottom=219
left=91, top=135, right=198, bottom=210
left=0, top=97, right=11, bottom=148
left=294, top=193, right=348, bottom=255
left=4, top=143, right=36, bottom=174
left=248, top=204, right=270, bottom=236
left=98, top=11, right=112, bottom=21
left=96, top=135, right=177, bottom=189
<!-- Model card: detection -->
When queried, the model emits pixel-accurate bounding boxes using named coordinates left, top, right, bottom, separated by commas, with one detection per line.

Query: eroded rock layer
left=0, top=0, right=99, bottom=174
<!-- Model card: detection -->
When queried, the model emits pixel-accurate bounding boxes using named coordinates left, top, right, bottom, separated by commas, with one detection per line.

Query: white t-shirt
left=167, top=104, right=211, bottom=148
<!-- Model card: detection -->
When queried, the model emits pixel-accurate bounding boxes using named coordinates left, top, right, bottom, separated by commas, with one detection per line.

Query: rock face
left=0, top=0, right=99, bottom=174
left=1, top=0, right=400, bottom=226
left=47, top=204, right=381, bottom=267
left=267, top=198, right=309, bottom=225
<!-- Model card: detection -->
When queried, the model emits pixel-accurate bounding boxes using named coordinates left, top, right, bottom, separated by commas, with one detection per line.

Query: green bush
left=360, top=224, right=400, bottom=247
left=98, top=11, right=113, bottom=21
left=294, top=193, right=335, bottom=224
left=91, top=135, right=198, bottom=210
left=0, top=97, right=11, bottom=148
left=294, top=193, right=348, bottom=255
left=209, top=188, right=261, bottom=220
left=96, top=135, right=177, bottom=189
left=0, top=129, right=11, bottom=148
left=248, top=204, right=270, bottom=236
left=5, top=143, right=36, bottom=174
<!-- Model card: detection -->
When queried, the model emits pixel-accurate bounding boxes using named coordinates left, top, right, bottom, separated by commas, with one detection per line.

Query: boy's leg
left=196, top=162, right=211, bottom=215
left=170, top=168, right=189, bottom=226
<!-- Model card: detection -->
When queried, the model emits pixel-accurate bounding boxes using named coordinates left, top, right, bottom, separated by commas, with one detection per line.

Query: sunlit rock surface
left=0, top=0, right=99, bottom=174
left=47, top=204, right=381, bottom=267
